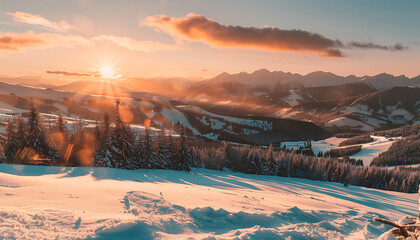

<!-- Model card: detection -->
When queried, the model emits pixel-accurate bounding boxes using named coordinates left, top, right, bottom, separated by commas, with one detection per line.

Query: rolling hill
left=0, top=81, right=330, bottom=144
left=183, top=70, right=420, bottom=133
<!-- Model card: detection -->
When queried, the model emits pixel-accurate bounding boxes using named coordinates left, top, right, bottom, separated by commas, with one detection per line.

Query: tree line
left=2, top=101, right=193, bottom=171
left=1, top=102, right=419, bottom=193
left=338, top=135, right=374, bottom=147
left=192, top=144, right=418, bottom=193
left=370, top=131, right=420, bottom=167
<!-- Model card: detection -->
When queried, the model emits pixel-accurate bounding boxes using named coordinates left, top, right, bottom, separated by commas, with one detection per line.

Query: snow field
left=0, top=164, right=418, bottom=239
left=348, top=136, right=400, bottom=166
left=281, top=136, right=397, bottom=166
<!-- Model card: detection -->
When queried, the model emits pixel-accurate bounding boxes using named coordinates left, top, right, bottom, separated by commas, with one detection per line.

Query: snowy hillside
left=278, top=135, right=398, bottom=166
left=0, top=164, right=418, bottom=239
left=187, top=80, right=420, bottom=133
left=0, top=81, right=329, bottom=144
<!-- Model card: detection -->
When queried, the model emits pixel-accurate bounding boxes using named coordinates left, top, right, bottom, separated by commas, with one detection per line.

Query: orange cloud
left=0, top=31, right=177, bottom=53
left=0, top=31, right=91, bottom=51
left=144, top=13, right=344, bottom=57
left=7, top=11, right=73, bottom=32
left=46, top=71, right=93, bottom=77
left=93, top=35, right=180, bottom=52
left=0, top=35, right=43, bottom=50
left=46, top=70, right=109, bottom=78
left=144, top=13, right=407, bottom=57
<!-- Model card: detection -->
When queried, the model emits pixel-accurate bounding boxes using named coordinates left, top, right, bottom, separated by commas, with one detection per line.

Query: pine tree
left=4, top=119, right=19, bottom=164
left=94, top=122, right=101, bottom=144
left=25, top=103, right=57, bottom=164
left=138, top=127, right=157, bottom=169
left=264, top=144, right=277, bottom=175
left=156, top=129, right=171, bottom=169
left=106, top=100, right=137, bottom=169
left=245, top=148, right=261, bottom=174
left=56, top=112, right=68, bottom=135
left=189, top=148, right=196, bottom=168
left=94, top=112, right=112, bottom=167
left=15, top=116, right=27, bottom=151
left=167, top=131, right=177, bottom=169
left=224, top=143, right=239, bottom=170
left=174, top=124, right=192, bottom=171
left=67, top=119, right=85, bottom=166
left=277, top=154, right=290, bottom=177
left=50, top=112, right=69, bottom=165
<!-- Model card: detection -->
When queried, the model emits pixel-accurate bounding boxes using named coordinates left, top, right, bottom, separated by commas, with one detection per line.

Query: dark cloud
left=46, top=70, right=93, bottom=77
left=348, top=42, right=407, bottom=51
left=144, top=13, right=406, bottom=57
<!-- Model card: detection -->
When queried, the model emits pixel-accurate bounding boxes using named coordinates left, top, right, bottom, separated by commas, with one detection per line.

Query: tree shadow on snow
left=251, top=175, right=418, bottom=216
left=0, top=164, right=416, bottom=216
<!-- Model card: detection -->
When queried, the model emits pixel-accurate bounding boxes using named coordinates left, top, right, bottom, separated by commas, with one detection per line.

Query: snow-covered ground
left=325, top=117, right=375, bottom=132
left=282, top=136, right=398, bottom=166
left=0, top=164, right=418, bottom=239
left=282, top=137, right=344, bottom=156
left=348, top=136, right=400, bottom=166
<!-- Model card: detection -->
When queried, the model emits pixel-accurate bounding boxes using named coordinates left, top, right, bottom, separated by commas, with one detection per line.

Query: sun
left=99, top=65, right=116, bottom=78
left=95, top=54, right=123, bottom=79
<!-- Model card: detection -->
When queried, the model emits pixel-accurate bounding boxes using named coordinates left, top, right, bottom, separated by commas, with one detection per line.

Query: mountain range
left=182, top=69, right=420, bottom=133
left=0, top=69, right=418, bottom=142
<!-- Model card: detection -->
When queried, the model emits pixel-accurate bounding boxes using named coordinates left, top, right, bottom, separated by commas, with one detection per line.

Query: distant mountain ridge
left=184, top=70, right=420, bottom=133
left=199, top=69, right=420, bottom=90
left=1, top=68, right=419, bottom=135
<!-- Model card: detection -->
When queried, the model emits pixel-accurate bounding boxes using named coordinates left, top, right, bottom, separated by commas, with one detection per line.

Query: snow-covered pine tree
left=4, top=119, right=19, bottom=164
left=156, top=129, right=170, bottom=169
left=277, top=153, right=290, bottom=177
left=94, top=122, right=101, bottom=144
left=264, top=144, right=278, bottom=175
left=93, top=112, right=112, bottom=167
left=253, top=149, right=263, bottom=175
left=174, top=124, right=192, bottom=171
left=67, top=118, right=85, bottom=166
left=189, top=148, right=197, bottom=168
left=15, top=116, right=27, bottom=151
left=224, top=143, right=240, bottom=170
left=106, top=100, right=137, bottom=169
left=192, top=147, right=203, bottom=169
left=25, top=103, right=58, bottom=164
left=56, top=112, right=68, bottom=136
left=244, top=147, right=261, bottom=174
left=138, top=127, right=158, bottom=169
left=49, top=112, right=69, bottom=165
left=167, top=131, right=178, bottom=170
left=232, top=147, right=248, bottom=172
left=215, top=151, right=224, bottom=171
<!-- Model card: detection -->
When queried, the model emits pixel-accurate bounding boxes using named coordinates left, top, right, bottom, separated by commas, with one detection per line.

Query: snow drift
left=0, top=164, right=418, bottom=239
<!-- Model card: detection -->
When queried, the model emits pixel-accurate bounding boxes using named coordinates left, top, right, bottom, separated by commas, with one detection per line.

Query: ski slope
left=349, top=136, right=400, bottom=166
left=282, top=136, right=398, bottom=166
left=0, top=164, right=418, bottom=239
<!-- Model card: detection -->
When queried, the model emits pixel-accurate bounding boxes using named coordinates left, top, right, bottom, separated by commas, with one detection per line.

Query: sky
left=0, top=0, right=419, bottom=80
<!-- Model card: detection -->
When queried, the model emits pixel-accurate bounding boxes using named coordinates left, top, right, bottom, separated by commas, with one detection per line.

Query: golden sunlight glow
left=99, top=65, right=116, bottom=78
left=95, top=54, right=123, bottom=79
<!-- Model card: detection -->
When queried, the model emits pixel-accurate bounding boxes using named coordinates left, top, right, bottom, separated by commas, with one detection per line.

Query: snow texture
left=325, top=117, right=375, bottom=132
left=0, top=164, right=417, bottom=239
left=282, top=136, right=397, bottom=165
